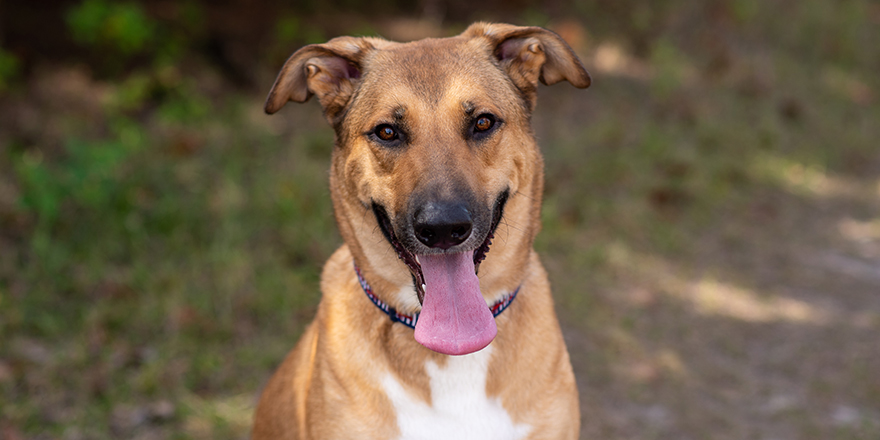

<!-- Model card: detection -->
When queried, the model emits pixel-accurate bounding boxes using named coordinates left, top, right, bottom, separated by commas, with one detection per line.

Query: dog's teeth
left=415, top=255, right=420, bottom=264
left=421, top=283, right=426, bottom=291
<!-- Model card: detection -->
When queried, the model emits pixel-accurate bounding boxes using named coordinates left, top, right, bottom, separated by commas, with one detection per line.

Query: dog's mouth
left=372, top=190, right=508, bottom=303
left=371, top=190, right=508, bottom=355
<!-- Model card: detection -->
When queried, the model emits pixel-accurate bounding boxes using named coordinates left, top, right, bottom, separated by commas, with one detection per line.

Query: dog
left=252, top=22, right=591, bottom=439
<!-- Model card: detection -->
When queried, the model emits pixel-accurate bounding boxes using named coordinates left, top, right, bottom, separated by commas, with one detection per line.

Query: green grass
left=1, top=76, right=340, bottom=437
left=2, top=1, right=880, bottom=438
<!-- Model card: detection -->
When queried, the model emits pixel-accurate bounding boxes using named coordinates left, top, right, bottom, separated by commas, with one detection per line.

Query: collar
left=354, top=263, right=519, bottom=330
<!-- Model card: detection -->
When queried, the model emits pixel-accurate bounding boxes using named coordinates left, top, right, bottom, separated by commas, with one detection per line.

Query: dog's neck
left=354, top=262, right=519, bottom=330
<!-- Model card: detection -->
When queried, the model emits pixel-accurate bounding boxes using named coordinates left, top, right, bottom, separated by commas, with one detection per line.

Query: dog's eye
left=469, top=114, right=500, bottom=141
left=474, top=115, right=495, bottom=132
left=374, top=125, right=398, bottom=142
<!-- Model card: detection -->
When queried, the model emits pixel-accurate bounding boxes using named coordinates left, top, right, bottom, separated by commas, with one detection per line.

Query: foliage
left=0, top=48, right=19, bottom=91
left=65, top=0, right=205, bottom=74
left=67, top=0, right=156, bottom=56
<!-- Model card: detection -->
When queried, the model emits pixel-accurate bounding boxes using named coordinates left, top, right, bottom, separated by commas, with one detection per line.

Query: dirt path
left=535, top=79, right=880, bottom=439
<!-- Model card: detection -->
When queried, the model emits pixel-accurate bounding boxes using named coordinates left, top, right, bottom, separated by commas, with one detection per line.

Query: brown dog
left=252, top=22, right=590, bottom=439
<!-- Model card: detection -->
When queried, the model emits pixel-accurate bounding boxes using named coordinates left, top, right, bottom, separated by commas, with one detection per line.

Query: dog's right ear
left=264, top=37, right=379, bottom=117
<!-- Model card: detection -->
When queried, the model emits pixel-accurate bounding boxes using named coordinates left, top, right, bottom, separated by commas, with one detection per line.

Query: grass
left=1, top=77, right=339, bottom=438
left=2, top=1, right=880, bottom=438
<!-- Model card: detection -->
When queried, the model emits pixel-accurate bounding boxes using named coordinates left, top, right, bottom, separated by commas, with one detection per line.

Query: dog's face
left=266, top=23, right=589, bottom=355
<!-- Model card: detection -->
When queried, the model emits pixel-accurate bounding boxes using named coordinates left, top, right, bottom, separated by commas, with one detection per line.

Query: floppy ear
left=463, top=22, right=591, bottom=99
left=264, top=36, right=381, bottom=117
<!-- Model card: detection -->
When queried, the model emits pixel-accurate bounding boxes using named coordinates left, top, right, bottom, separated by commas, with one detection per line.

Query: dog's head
left=266, top=23, right=589, bottom=355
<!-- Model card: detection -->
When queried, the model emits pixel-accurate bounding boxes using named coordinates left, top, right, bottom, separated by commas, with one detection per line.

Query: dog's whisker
left=500, top=218, right=526, bottom=235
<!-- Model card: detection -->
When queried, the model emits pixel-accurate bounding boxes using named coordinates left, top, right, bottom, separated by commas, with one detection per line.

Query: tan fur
left=253, top=22, right=590, bottom=439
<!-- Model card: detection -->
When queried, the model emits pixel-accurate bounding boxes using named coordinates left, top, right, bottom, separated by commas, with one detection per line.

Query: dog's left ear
left=464, top=22, right=591, bottom=96
left=265, top=36, right=381, bottom=117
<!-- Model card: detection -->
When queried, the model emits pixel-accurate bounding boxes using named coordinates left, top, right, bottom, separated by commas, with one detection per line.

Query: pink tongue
left=413, top=251, right=497, bottom=356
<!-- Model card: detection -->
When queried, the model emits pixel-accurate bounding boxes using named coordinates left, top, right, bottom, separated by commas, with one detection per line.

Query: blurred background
left=1, top=0, right=878, bottom=439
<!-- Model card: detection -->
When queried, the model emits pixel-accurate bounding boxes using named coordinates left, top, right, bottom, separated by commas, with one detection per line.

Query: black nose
left=413, top=202, right=473, bottom=250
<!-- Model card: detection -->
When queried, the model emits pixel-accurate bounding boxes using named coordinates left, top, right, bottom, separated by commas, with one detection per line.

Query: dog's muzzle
left=371, top=189, right=509, bottom=304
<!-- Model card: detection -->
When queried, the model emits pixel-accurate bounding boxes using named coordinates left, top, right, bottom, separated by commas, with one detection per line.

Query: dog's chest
left=380, top=345, right=531, bottom=440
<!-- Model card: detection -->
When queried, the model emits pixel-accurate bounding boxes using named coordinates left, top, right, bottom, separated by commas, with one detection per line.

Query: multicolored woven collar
left=354, top=264, right=519, bottom=330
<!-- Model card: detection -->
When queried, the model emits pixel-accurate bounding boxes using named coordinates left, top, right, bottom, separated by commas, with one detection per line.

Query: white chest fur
left=380, top=345, right=531, bottom=440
